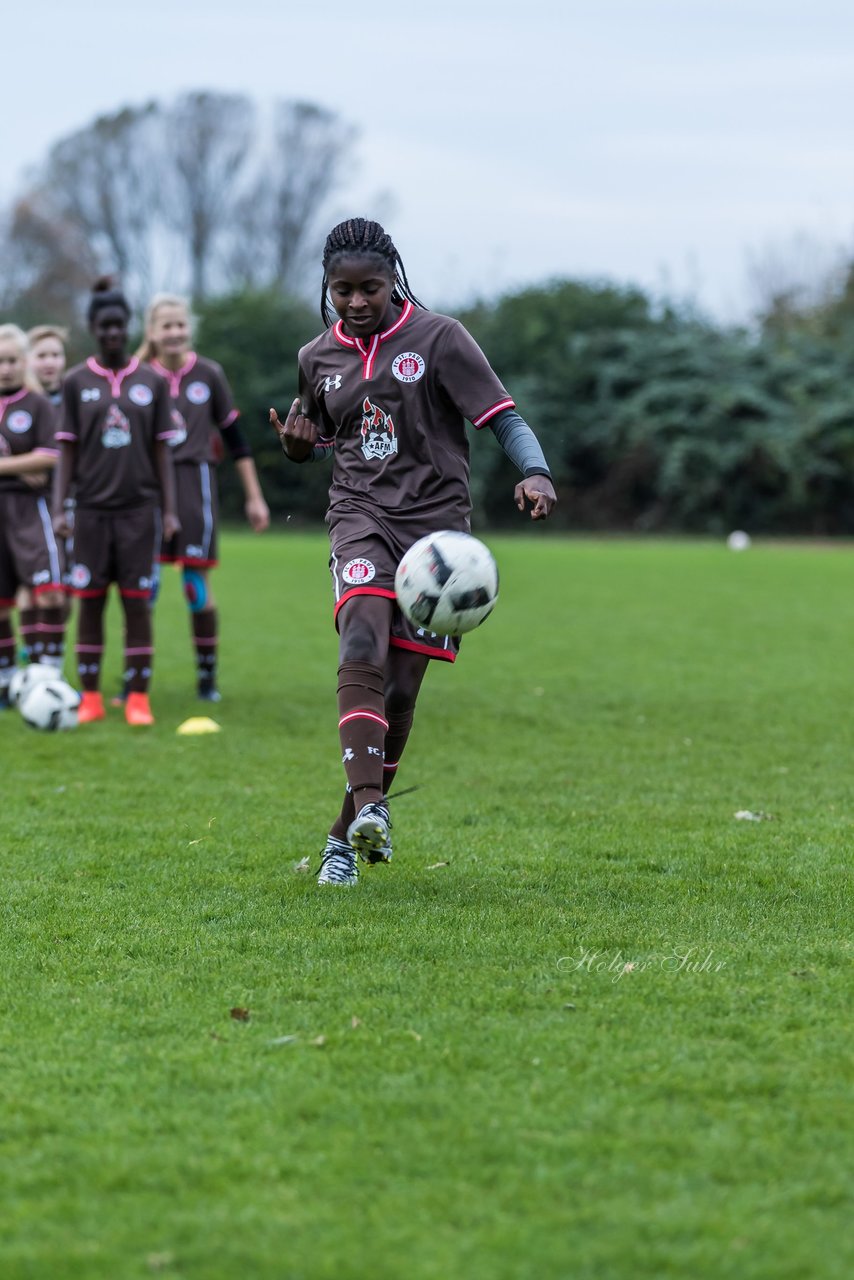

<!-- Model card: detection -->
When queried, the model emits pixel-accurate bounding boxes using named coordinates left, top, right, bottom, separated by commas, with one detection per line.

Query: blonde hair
left=27, top=324, right=69, bottom=348
left=0, top=323, right=41, bottom=392
left=135, top=292, right=192, bottom=361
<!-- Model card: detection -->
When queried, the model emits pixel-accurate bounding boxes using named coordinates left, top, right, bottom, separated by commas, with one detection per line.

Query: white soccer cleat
left=317, top=837, right=359, bottom=886
left=347, top=802, right=393, bottom=864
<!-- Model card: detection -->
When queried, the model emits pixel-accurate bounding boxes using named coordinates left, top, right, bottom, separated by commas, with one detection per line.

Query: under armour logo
left=324, top=375, right=342, bottom=392
left=82, top=388, right=101, bottom=402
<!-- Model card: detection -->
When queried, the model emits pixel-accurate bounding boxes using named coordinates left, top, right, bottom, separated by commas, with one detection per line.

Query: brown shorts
left=69, top=505, right=161, bottom=598
left=328, top=506, right=461, bottom=663
left=160, top=462, right=218, bottom=567
left=0, top=490, right=65, bottom=604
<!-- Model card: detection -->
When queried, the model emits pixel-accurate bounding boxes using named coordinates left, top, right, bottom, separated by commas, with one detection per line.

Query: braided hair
left=320, top=218, right=424, bottom=327
left=87, top=275, right=131, bottom=327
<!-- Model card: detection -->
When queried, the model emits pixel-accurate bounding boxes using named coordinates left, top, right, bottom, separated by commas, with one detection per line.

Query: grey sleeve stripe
left=488, top=409, right=552, bottom=479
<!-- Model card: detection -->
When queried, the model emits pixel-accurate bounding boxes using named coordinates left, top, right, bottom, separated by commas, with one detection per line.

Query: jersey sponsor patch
left=186, top=381, right=211, bottom=405
left=101, top=403, right=132, bottom=449
left=6, top=410, right=33, bottom=433
left=391, top=352, right=425, bottom=384
left=128, top=383, right=154, bottom=406
left=70, top=563, right=92, bottom=589
left=360, top=397, right=398, bottom=461
left=342, top=557, right=376, bottom=585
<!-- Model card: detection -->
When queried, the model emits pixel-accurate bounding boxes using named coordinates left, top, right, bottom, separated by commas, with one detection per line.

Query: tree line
left=3, top=90, right=854, bottom=534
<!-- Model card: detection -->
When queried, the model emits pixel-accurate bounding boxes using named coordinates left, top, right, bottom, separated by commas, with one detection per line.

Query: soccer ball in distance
left=8, top=662, right=57, bottom=708
left=395, top=531, right=499, bottom=636
left=19, top=677, right=81, bottom=731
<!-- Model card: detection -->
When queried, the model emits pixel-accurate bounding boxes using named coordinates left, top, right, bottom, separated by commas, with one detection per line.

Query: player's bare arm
left=270, top=399, right=318, bottom=463
left=515, top=474, right=557, bottom=521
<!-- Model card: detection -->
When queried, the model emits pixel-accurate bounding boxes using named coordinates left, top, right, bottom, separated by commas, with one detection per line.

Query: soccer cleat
left=317, top=837, right=359, bottom=886
left=347, top=801, right=393, bottom=864
left=197, top=677, right=222, bottom=703
left=78, top=691, right=106, bottom=724
left=125, top=692, right=154, bottom=726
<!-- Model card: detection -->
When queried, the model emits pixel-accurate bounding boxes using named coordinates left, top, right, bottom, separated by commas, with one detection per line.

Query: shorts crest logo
left=128, top=383, right=154, bottom=406
left=186, top=381, right=211, bottom=405
left=360, top=397, right=398, bottom=461
left=342, top=557, right=376, bottom=585
left=6, top=410, right=33, bottom=433
left=391, top=352, right=425, bottom=384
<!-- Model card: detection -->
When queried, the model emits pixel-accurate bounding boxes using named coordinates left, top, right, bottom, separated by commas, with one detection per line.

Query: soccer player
left=136, top=294, right=270, bottom=701
left=51, top=279, right=180, bottom=726
left=271, top=218, right=556, bottom=885
left=0, top=324, right=66, bottom=702
left=24, top=324, right=72, bottom=654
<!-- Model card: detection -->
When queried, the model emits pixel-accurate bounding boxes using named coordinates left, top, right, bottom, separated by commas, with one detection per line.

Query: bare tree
left=164, top=91, right=256, bottom=301
left=0, top=193, right=97, bottom=328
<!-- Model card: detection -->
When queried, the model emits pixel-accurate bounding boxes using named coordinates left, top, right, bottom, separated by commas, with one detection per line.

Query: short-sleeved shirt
left=0, top=389, right=58, bottom=494
left=298, top=302, right=514, bottom=528
left=149, top=353, right=238, bottom=465
left=58, top=358, right=174, bottom=510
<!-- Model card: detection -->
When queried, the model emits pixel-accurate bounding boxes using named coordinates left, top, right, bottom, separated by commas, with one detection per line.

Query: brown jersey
left=149, top=353, right=238, bottom=465
left=298, top=302, right=514, bottom=527
left=0, top=388, right=58, bottom=494
left=58, top=358, right=174, bottom=510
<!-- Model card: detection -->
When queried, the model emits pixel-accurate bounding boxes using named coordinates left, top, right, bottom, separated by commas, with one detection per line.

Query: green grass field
left=2, top=533, right=851, bottom=1280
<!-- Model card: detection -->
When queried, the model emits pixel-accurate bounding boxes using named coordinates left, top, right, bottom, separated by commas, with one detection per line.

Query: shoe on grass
left=317, top=837, right=359, bottom=886
left=347, top=801, right=393, bottom=864
left=125, top=692, right=154, bottom=726
left=78, top=691, right=106, bottom=724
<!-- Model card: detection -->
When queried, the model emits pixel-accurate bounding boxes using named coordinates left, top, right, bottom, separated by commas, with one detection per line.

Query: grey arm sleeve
left=488, top=409, right=552, bottom=479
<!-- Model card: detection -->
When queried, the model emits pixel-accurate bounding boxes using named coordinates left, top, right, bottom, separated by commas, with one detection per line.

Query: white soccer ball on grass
left=394, top=530, right=499, bottom=636
left=8, top=662, right=57, bottom=709
left=19, top=677, right=81, bottom=731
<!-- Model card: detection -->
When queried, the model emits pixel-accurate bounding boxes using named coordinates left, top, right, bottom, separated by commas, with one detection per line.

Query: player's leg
left=182, top=566, right=220, bottom=701
left=34, top=587, right=67, bottom=670
left=329, top=645, right=430, bottom=858
left=116, top=508, right=159, bottom=726
left=16, top=586, right=38, bottom=664
left=71, top=508, right=111, bottom=723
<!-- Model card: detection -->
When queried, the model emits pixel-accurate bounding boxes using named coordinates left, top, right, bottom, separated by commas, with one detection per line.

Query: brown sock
left=37, top=604, right=66, bottom=669
left=76, top=596, right=107, bottom=691
left=122, top=595, right=153, bottom=693
left=19, top=608, right=39, bottom=662
left=337, top=661, right=387, bottom=812
left=192, top=607, right=217, bottom=687
left=329, top=707, right=415, bottom=840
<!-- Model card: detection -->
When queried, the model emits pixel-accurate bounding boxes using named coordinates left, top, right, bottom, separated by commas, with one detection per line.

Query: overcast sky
left=7, top=0, right=854, bottom=322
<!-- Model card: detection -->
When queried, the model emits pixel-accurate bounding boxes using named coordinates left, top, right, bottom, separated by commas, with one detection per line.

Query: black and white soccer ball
left=19, top=676, right=81, bottom=731
left=394, top=531, right=499, bottom=636
left=8, top=662, right=57, bottom=709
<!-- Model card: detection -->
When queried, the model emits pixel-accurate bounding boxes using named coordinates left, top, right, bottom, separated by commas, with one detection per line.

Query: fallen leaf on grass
left=563, top=1003, right=576, bottom=1011
left=147, top=1254, right=175, bottom=1272
left=209, top=1031, right=226, bottom=1042
left=426, top=861, right=450, bottom=870
left=267, top=1035, right=299, bottom=1046
left=293, top=857, right=311, bottom=874
left=734, top=810, right=774, bottom=822
left=309, top=1035, right=326, bottom=1048
left=407, top=1029, right=422, bottom=1041
left=350, top=1016, right=362, bottom=1028
left=230, top=1007, right=250, bottom=1022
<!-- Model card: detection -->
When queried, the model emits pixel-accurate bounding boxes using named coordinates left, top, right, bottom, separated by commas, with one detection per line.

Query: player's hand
left=246, top=494, right=270, bottom=533
left=515, top=475, right=557, bottom=521
left=163, top=512, right=181, bottom=542
left=22, top=471, right=49, bottom=490
left=270, top=400, right=318, bottom=459
left=52, top=510, right=72, bottom=539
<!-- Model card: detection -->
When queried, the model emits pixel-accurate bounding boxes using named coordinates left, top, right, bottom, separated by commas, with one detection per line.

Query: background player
left=136, top=294, right=269, bottom=702
left=52, top=279, right=179, bottom=726
left=0, top=324, right=66, bottom=701
left=271, top=218, right=556, bottom=885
